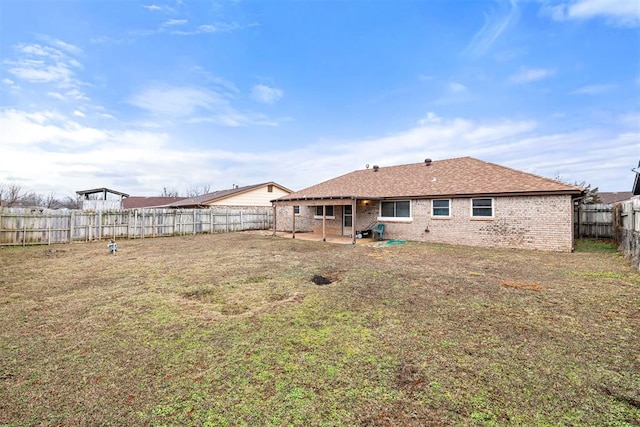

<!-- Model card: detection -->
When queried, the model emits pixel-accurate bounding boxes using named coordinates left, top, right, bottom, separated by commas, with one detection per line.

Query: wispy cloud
left=419, top=112, right=442, bottom=124
left=162, top=19, right=188, bottom=27
left=449, top=82, right=468, bottom=93
left=170, top=22, right=241, bottom=35
left=127, top=85, right=226, bottom=117
left=3, top=38, right=88, bottom=102
left=251, top=84, right=284, bottom=104
left=545, top=0, right=640, bottom=27
left=134, top=20, right=242, bottom=37
left=570, top=84, right=616, bottom=95
left=143, top=4, right=176, bottom=14
left=509, top=67, right=555, bottom=84
left=128, top=83, right=283, bottom=127
left=462, top=0, right=520, bottom=58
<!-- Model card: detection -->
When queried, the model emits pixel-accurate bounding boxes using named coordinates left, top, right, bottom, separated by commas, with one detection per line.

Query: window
left=471, top=198, right=494, bottom=218
left=380, top=200, right=411, bottom=219
left=267, top=184, right=273, bottom=193
left=293, top=205, right=300, bottom=215
left=314, top=206, right=335, bottom=218
left=432, top=199, right=451, bottom=217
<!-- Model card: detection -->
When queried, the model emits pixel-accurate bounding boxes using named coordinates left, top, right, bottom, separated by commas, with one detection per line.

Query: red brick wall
left=277, top=195, right=575, bottom=251
left=379, top=195, right=574, bottom=251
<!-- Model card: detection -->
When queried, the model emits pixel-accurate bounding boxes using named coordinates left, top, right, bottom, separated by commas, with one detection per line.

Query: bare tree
left=44, top=192, right=61, bottom=209
left=555, top=176, right=601, bottom=204
left=3, top=182, right=24, bottom=207
left=185, top=185, right=212, bottom=197
left=575, top=181, right=601, bottom=204
left=59, top=196, right=80, bottom=209
left=160, top=186, right=179, bottom=197
left=20, top=192, right=44, bottom=207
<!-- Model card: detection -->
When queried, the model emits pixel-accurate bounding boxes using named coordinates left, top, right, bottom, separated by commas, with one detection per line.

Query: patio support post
left=292, top=205, right=296, bottom=239
left=322, top=205, right=326, bottom=242
left=272, top=204, right=277, bottom=237
left=352, top=198, right=357, bottom=245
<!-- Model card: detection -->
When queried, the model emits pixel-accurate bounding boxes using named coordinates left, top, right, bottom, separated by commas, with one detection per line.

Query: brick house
left=272, top=157, right=583, bottom=251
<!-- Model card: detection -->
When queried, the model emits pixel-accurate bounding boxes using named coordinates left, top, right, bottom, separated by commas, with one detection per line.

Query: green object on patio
left=385, top=239, right=406, bottom=246
left=372, top=223, right=385, bottom=240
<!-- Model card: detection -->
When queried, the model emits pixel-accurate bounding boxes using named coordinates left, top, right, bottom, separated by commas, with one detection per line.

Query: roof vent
left=373, top=165, right=379, bottom=172
left=425, top=158, right=432, bottom=166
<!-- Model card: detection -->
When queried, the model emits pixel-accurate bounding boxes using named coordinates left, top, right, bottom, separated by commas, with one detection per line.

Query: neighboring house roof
left=168, top=182, right=292, bottom=208
left=122, top=196, right=187, bottom=209
left=276, top=157, right=582, bottom=202
left=597, top=192, right=633, bottom=205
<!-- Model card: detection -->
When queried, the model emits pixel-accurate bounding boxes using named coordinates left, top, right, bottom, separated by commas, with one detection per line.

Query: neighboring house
left=597, top=192, right=634, bottom=206
left=272, top=157, right=583, bottom=251
left=123, top=196, right=187, bottom=209
left=167, top=182, right=292, bottom=209
left=76, top=188, right=129, bottom=211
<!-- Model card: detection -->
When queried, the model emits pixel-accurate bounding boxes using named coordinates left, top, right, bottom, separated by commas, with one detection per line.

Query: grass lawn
left=1, top=233, right=639, bottom=426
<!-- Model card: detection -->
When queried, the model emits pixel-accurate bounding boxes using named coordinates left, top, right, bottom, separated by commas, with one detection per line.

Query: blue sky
left=1, top=0, right=638, bottom=197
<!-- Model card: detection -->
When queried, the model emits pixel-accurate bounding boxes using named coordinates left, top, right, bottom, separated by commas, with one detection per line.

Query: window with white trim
left=293, top=205, right=300, bottom=215
left=432, top=199, right=451, bottom=217
left=471, top=198, right=494, bottom=218
left=380, top=200, right=411, bottom=219
left=314, top=206, right=335, bottom=218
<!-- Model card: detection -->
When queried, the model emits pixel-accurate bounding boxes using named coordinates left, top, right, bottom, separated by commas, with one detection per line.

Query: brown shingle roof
left=598, top=192, right=633, bottom=205
left=277, top=157, right=582, bottom=201
left=168, top=182, right=291, bottom=207
left=123, top=196, right=186, bottom=209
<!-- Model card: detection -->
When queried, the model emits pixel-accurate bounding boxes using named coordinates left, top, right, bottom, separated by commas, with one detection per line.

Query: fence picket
left=0, top=207, right=273, bottom=246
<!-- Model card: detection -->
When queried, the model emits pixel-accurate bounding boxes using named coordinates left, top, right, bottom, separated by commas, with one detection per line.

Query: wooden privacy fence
left=0, top=208, right=273, bottom=246
left=614, top=199, right=640, bottom=270
left=574, top=203, right=613, bottom=238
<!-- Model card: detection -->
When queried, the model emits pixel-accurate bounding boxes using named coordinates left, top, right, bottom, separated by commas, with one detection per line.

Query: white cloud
left=169, top=22, right=241, bottom=35
left=0, top=107, right=634, bottom=196
left=0, top=109, right=106, bottom=147
left=570, top=84, right=616, bottom=95
left=509, top=67, right=555, bottom=84
left=4, top=39, right=88, bottom=102
left=419, top=112, right=442, bottom=124
left=127, top=84, right=282, bottom=127
left=547, top=0, right=640, bottom=27
left=143, top=4, right=176, bottom=13
left=163, top=19, right=187, bottom=27
left=127, top=85, right=226, bottom=117
left=462, top=0, right=520, bottom=58
left=73, top=110, right=86, bottom=117
left=251, top=84, right=283, bottom=104
left=449, top=82, right=468, bottom=93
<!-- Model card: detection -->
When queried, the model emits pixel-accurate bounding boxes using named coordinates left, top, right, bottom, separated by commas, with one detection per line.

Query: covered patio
left=271, top=196, right=380, bottom=245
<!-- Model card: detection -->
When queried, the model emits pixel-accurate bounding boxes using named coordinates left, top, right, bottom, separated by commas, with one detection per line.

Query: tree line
left=0, top=182, right=216, bottom=209
left=0, top=182, right=80, bottom=209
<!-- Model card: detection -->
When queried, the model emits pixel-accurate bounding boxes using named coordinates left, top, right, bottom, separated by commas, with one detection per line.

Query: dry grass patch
left=1, top=234, right=639, bottom=426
